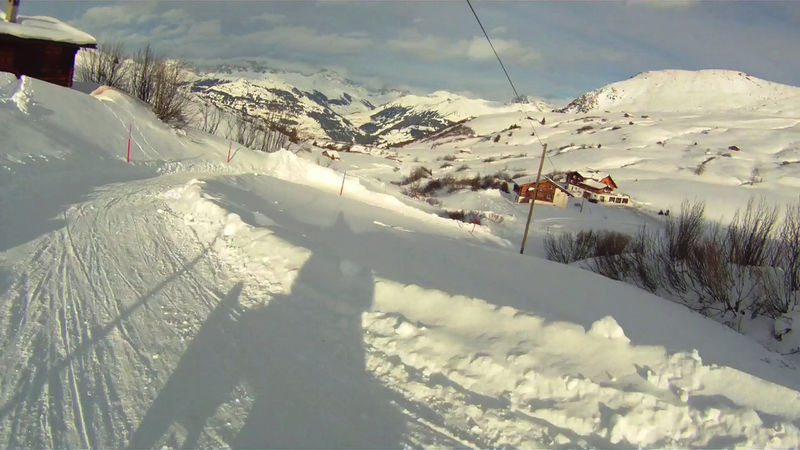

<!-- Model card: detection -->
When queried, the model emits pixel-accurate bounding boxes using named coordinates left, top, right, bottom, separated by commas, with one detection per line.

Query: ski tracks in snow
left=0, top=177, right=232, bottom=448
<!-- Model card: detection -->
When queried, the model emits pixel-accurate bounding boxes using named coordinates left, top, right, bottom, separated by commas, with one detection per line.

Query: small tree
left=131, top=44, right=157, bottom=104
left=76, top=42, right=126, bottom=88
left=150, top=59, right=191, bottom=126
left=196, top=101, right=223, bottom=135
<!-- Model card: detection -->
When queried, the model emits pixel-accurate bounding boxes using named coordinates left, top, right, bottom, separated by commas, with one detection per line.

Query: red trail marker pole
left=339, top=170, right=347, bottom=196
left=226, top=141, right=232, bottom=163
left=126, top=124, right=132, bottom=163
left=471, top=216, right=477, bottom=233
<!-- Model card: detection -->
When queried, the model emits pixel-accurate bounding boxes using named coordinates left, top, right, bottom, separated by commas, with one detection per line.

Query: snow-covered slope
left=189, top=66, right=548, bottom=146
left=560, top=69, right=800, bottom=115
left=2, top=73, right=800, bottom=448
left=348, top=90, right=544, bottom=146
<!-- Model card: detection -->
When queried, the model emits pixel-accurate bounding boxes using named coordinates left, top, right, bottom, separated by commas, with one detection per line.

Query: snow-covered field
left=1, top=72, right=800, bottom=447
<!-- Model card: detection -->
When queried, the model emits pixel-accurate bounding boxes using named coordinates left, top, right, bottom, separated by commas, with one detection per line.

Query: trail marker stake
left=339, top=170, right=347, bottom=196
left=126, top=124, right=132, bottom=163
left=226, top=141, right=232, bottom=163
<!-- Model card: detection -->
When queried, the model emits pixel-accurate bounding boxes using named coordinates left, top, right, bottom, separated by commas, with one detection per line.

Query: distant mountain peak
left=559, top=69, right=800, bottom=114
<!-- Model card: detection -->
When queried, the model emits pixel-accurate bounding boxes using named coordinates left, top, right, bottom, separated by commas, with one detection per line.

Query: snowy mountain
left=559, top=69, right=800, bottom=115
left=190, top=66, right=546, bottom=146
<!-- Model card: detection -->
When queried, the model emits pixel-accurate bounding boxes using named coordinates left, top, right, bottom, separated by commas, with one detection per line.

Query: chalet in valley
left=565, top=170, right=631, bottom=205
left=513, top=176, right=573, bottom=208
left=0, top=0, right=96, bottom=87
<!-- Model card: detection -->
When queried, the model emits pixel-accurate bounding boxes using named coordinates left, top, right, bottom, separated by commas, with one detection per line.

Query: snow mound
left=588, top=315, right=631, bottom=343
left=561, top=69, right=800, bottom=114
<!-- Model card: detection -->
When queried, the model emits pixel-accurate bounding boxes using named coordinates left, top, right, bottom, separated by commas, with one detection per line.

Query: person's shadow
left=130, top=216, right=405, bottom=448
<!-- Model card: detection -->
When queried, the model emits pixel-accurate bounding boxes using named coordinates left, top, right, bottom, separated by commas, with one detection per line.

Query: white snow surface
left=1, top=73, right=800, bottom=448
left=562, top=69, right=800, bottom=115
left=0, top=15, right=96, bottom=46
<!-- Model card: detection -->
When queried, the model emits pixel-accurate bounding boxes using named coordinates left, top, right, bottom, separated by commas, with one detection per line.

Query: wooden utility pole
left=519, top=143, right=547, bottom=254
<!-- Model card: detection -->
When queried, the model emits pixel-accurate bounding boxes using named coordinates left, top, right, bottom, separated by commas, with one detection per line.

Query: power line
left=465, top=0, right=520, bottom=102
left=465, top=0, right=559, bottom=254
left=464, top=0, right=550, bottom=156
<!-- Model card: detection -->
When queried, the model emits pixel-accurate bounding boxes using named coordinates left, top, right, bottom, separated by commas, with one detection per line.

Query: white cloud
left=466, top=36, right=541, bottom=64
left=240, top=26, right=371, bottom=54
left=626, top=0, right=697, bottom=8
left=387, top=30, right=540, bottom=65
left=247, top=12, right=286, bottom=24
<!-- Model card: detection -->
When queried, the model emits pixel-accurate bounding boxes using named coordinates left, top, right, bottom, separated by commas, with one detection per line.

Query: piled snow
left=1, top=72, right=800, bottom=448
left=0, top=15, right=96, bottom=46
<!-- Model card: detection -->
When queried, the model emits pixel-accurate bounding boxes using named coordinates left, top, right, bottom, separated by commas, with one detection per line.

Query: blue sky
left=20, top=0, right=800, bottom=101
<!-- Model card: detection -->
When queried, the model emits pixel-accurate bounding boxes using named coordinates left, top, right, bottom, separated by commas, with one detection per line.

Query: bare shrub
left=544, top=230, right=601, bottom=264
left=761, top=200, right=800, bottom=316
left=131, top=44, right=157, bottom=104
left=401, top=166, right=432, bottom=185
left=727, top=199, right=778, bottom=267
left=226, top=112, right=290, bottom=153
left=545, top=198, right=800, bottom=334
left=151, top=60, right=191, bottom=126
left=665, top=200, right=705, bottom=261
left=76, top=42, right=126, bottom=88
left=196, top=101, right=223, bottom=135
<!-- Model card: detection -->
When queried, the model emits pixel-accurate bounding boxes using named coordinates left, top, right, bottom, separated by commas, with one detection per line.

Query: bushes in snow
left=545, top=199, right=800, bottom=333
left=225, top=112, right=290, bottom=153
left=76, top=42, right=127, bottom=89
left=78, top=43, right=191, bottom=127
left=399, top=170, right=511, bottom=199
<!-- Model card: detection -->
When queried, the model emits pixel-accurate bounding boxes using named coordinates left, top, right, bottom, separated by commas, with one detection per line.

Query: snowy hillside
left=205, top=64, right=405, bottom=116
left=1, top=72, right=800, bottom=448
left=189, top=66, right=546, bottom=146
left=560, top=69, right=800, bottom=115
left=386, top=70, right=800, bottom=222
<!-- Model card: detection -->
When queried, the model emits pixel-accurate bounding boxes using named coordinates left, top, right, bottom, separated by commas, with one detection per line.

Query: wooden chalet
left=566, top=170, right=617, bottom=191
left=0, top=0, right=96, bottom=87
left=565, top=170, right=630, bottom=206
left=513, top=176, right=572, bottom=208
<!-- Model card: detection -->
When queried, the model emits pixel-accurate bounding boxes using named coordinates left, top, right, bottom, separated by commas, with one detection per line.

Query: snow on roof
left=577, top=170, right=609, bottom=181
left=513, top=175, right=540, bottom=185
left=0, top=15, right=96, bottom=46
left=582, top=179, right=609, bottom=190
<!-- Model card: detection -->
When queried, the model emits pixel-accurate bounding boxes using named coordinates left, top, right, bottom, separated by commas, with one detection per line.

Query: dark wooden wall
left=0, top=36, right=80, bottom=87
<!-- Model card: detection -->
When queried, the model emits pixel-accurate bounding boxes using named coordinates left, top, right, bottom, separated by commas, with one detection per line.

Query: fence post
left=126, top=123, right=132, bottom=163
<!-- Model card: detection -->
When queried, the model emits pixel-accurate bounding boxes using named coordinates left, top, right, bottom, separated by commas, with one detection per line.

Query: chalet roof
left=581, top=179, right=609, bottom=190
left=576, top=170, right=610, bottom=181
left=0, top=15, right=96, bottom=47
left=523, top=177, right=573, bottom=196
left=513, top=175, right=541, bottom=185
